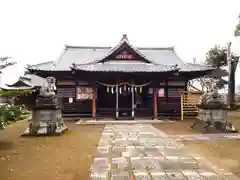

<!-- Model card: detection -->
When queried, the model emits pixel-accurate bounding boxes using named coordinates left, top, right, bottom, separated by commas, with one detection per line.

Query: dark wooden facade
left=25, top=35, right=214, bottom=120
left=53, top=71, right=188, bottom=120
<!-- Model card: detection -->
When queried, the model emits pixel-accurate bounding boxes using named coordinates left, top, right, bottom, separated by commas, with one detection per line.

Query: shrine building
left=6, top=35, right=214, bottom=120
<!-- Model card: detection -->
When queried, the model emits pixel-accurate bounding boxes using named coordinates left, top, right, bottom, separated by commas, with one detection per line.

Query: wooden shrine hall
left=23, top=34, right=214, bottom=120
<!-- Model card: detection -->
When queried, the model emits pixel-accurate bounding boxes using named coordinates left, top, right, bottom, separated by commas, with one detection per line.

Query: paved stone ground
left=90, top=124, right=239, bottom=180
left=171, top=133, right=240, bottom=141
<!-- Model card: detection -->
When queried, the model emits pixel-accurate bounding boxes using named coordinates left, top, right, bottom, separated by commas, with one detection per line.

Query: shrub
left=0, top=104, right=26, bottom=129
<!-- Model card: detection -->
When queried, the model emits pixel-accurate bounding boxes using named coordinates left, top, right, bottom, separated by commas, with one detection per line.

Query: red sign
left=116, top=51, right=135, bottom=60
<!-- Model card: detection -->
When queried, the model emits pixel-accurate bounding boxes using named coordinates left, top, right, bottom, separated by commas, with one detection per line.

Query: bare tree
left=0, top=57, right=16, bottom=72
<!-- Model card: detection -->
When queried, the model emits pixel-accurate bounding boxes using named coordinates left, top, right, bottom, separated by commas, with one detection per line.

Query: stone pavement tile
left=160, top=148, right=186, bottom=156
left=156, top=145, right=166, bottom=150
left=90, top=169, right=109, bottom=180
left=198, top=172, right=222, bottom=180
left=150, top=171, right=168, bottom=180
left=102, top=132, right=115, bottom=138
left=111, top=157, right=129, bottom=171
left=165, top=171, right=187, bottom=179
left=221, top=173, right=240, bottom=180
left=181, top=170, right=203, bottom=180
left=112, top=139, right=133, bottom=147
left=90, top=124, right=238, bottom=180
left=110, top=152, right=122, bottom=158
left=131, top=157, right=145, bottom=170
left=126, top=146, right=146, bottom=157
left=110, top=170, right=130, bottom=180
left=133, top=170, right=151, bottom=180
left=91, top=157, right=109, bottom=171
left=97, top=146, right=110, bottom=153
left=99, top=139, right=111, bottom=146
left=157, top=157, right=180, bottom=170
left=178, top=156, right=200, bottom=170
left=141, top=157, right=162, bottom=170
left=95, top=146, right=110, bottom=158
left=145, top=147, right=163, bottom=157
left=138, top=134, right=158, bottom=140
left=131, top=140, right=142, bottom=146
left=112, top=146, right=126, bottom=154
left=164, top=144, right=185, bottom=149
left=95, top=152, right=110, bottom=158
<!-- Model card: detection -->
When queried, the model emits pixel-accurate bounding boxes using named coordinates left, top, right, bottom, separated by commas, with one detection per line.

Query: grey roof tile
left=1, top=86, right=34, bottom=90
left=180, top=63, right=214, bottom=72
left=95, top=34, right=152, bottom=63
left=73, top=61, right=177, bottom=73
left=27, top=61, right=54, bottom=71
left=6, top=74, right=47, bottom=88
left=21, top=74, right=47, bottom=87
left=27, top=35, right=213, bottom=73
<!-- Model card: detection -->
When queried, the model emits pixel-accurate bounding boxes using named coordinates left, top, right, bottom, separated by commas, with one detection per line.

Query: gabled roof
left=73, top=61, right=178, bottom=73
left=1, top=86, right=34, bottom=90
left=180, top=63, right=214, bottom=72
left=94, top=34, right=151, bottom=63
left=6, top=74, right=47, bottom=88
left=27, top=34, right=214, bottom=73
left=26, top=61, right=54, bottom=71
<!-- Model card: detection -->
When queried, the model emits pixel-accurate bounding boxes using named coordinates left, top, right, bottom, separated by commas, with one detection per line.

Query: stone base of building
left=21, top=125, right=68, bottom=136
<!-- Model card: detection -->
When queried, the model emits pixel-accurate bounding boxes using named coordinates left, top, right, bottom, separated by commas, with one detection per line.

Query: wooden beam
left=92, top=86, right=97, bottom=120
left=116, top=79, right=119, bottom=119
left=153, top=88, right=158, bottom=119
left=131, top=80, right=135, bottom=119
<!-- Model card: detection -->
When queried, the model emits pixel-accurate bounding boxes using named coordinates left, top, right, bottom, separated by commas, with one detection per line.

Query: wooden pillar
left=131, top=84, right=135, bottom=119
left=92, top=86, right=97, bottom=120
left=116, top=80, right=119, bottom=119
left=165, top=80, right=168, bottom=103
left=153, top=87, right=158, bottom=119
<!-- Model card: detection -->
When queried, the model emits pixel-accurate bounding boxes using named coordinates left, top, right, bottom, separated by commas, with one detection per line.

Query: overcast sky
left=0, top=0, right=240, bottom=86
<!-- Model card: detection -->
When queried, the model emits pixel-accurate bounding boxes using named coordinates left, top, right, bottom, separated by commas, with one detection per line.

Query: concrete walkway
left=90, top=124, right=239, bottom=180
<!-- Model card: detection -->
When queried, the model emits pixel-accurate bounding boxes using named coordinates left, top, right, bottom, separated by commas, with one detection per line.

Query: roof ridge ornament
left=121, top=34, right=128, bottom=41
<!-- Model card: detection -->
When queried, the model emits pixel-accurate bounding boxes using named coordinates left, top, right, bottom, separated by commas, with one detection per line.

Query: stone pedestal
left=192, top=95, right=238, bottom=133
left=22, top=95, right=68, bottom=136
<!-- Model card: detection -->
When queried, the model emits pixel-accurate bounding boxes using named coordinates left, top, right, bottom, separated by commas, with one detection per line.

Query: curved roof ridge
left=137, top=47, right=174, bottom=50
left=170, top=48, right=188, bottom=67
left=65, top=45, right=112, bottom=49
left=51, top=47, right=68, bottom=70
left=27, top=60, right=54, bottom=68
left=65, top=45, right=174, bottom=51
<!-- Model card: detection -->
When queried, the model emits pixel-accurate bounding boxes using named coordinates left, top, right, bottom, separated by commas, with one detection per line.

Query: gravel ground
left=0, top=120, right=103, bottom=180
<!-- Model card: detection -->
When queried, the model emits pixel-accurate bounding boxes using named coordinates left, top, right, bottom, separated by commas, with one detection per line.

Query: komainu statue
left=192, top=79, right=238, bottom=133
left=22, top=76, right=68, bottom=136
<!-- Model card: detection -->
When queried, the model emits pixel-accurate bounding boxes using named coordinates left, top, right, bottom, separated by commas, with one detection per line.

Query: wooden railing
left=180, top=91, right=203, bottom=120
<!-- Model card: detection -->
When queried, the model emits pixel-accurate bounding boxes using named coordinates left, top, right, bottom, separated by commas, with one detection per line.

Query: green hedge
left=0, top=104, right=27, bottom=129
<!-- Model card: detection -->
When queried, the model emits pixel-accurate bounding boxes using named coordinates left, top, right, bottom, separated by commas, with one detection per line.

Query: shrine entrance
left=96, top=80, right=153, bottom=120
left=117, top=84, right=135, bottom=119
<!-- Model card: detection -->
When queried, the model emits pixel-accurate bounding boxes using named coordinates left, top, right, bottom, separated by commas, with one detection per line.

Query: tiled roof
left=73, top=61, right=178, bottom=73
left=1, top=86, right=34, bottom=90
left=26, top=61, right=54, bottom=71
left=27, top=35, right=213, bottom=73
left=180, top=63, right=214, bottom=72
left=95, top=34, right=152, bottom=63
left=21, top=74, right=47, bottom=87
left=6, top=74, right=46, bottom=88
